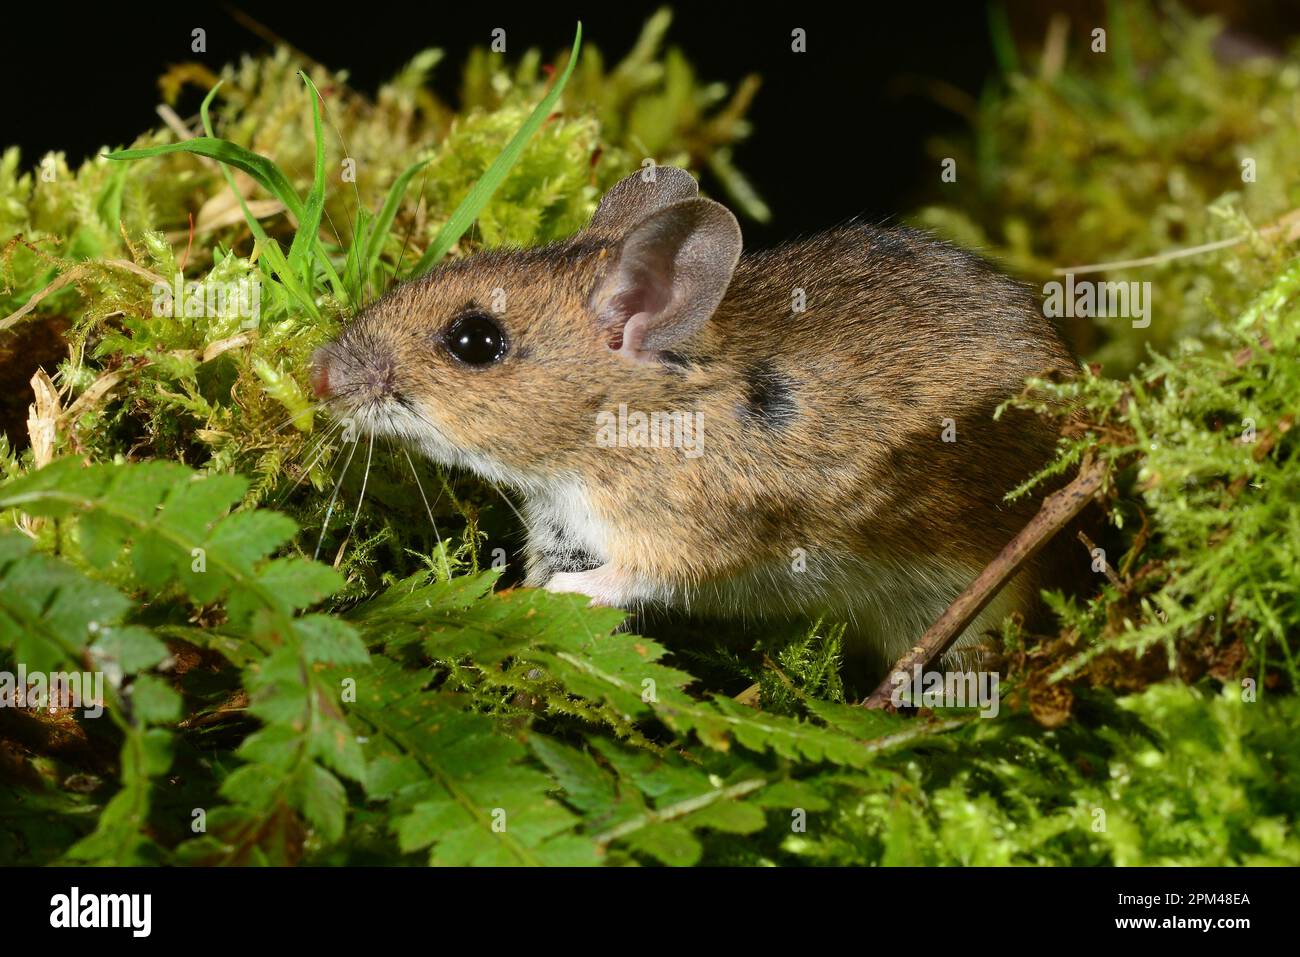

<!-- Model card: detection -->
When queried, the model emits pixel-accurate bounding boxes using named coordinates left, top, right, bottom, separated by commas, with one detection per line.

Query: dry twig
left=861, top=458, right=1108, bottom=709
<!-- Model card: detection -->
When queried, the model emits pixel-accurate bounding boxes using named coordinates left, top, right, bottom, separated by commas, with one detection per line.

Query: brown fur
left=315, top=175, right=1079, bottom=667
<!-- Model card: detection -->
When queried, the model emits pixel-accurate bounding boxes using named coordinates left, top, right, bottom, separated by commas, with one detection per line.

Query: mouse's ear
left=589, top=197, right=742, bottom=362
left=586, top=166, right=700, bottom=239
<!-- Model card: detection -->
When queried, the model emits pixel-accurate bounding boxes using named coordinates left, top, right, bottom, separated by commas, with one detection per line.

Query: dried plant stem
left=1, top=259, right=167, bottom=333
left=1055, top=209, right=1300, bottom=276
left=861, top=458, right=1108, bottom=709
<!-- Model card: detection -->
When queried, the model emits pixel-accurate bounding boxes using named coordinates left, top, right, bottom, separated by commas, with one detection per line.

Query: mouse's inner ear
left=586, top=166, right=700, bottom=240
left=589, top=197, right=742, bottom=363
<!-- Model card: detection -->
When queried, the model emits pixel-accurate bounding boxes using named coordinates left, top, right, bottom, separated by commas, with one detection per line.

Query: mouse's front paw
left=543, top=564, right=647, bottom=608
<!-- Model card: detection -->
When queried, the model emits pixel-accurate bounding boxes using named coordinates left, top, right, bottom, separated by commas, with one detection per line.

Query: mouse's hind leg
left=521, top=517, right=602, bottom=587
left=543, top=563, right=668, bottom=608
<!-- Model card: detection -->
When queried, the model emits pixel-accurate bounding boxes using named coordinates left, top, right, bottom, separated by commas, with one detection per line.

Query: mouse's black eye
left=443, top=312, right=508, bottom=366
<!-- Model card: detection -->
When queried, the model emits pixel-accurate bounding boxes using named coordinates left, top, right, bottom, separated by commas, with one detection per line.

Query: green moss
left=914, top=1, right=1300, bottom=373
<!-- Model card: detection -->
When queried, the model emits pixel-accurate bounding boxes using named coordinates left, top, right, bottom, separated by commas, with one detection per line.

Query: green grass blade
left=107, top=140, right=305, bottom=223
left=362, top=156, right=430, bottom=296
left=109, top=79, right=349, bottom=314
left=409, top=22, right=583, bottom=276
left=197, top=85, right=318, bottom=320
left=288, top=71, right=328, bottom=287
left=342, top=206, right=373, bottom=304
left=986, top=3, right=1020, bottom=76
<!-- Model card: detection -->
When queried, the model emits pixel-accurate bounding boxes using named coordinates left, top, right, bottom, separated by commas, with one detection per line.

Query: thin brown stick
left=861, top=458, right=1108, bottom=709
left=1, top=259, right=167, bottom=333
left=0, top=269, right=81, bottom=333
left=1054, top=208, right=1300, bottom=277
left=1077, top=530, right=1121, bottom=587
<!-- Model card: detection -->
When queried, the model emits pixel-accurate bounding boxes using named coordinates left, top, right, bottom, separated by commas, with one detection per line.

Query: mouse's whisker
left=485, top=479, right=527, bottom=531
left=345, top=434, right=375, bottom=544
left=267, top=399, right=329, bottom=435
left=399, top=397, right=527, bottom=576
left=401, top=445, right=451, bottom=580
left=391, top=161, right=433, bottom=289
left=313, top=91, right=367, bottom=307
left=281, top=428, right=336, bottom=496
left=276, top=420, right=345, bottom=507
left=277, top=413, right=347, bottom=493
left=314, top=436, right=360, bottom=561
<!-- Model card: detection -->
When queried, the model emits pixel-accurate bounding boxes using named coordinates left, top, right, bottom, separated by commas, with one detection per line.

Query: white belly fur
left=525, top=481, right=1018, bottom=663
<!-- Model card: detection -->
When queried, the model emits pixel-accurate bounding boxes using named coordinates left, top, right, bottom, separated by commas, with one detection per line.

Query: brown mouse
left=310, top=166, right=1078, bottom=669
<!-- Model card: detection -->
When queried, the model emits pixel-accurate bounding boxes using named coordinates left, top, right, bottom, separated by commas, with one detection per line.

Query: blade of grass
left=107, top=138, right=305, bottom=222
left=109, top=77, right=346, bottom=312
left=196, top=84, right=319, bottom=320
left=986, top=3, right=1019, bottom=76
left=342, top=205, right=374, bottom=304
left=285, top=71, right=348, bottom=307
left=1106, top=0, right=1140, bottom=92
left=361, top=156, right=430, bottom=296
left=288, top=71, right=328, bottom=288
left=408, top=22, right=583, bottom=276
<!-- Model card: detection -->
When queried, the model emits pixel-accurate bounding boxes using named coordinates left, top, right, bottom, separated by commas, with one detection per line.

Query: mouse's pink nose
left=309, top=349, right=332, bottom=399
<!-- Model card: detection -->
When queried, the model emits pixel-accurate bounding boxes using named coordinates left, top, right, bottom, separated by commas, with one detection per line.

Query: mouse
left=309, top=166, right=1079, bottom=670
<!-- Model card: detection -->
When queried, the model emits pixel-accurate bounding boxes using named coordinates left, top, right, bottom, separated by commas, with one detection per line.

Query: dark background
left=2, top=1, right=1299, bottom=248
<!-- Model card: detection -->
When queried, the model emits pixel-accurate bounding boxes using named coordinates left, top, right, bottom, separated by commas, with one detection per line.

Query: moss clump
left=915, top=1, right=1300, bottom=373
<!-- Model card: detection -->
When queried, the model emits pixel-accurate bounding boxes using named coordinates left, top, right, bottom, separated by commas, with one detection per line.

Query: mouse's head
left=310, top=167, right=741, bottom=488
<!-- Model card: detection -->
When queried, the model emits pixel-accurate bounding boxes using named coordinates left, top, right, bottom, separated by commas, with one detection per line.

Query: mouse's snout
left=308, top=334, right=401, bottom=409
left=309, top=347, right=333, bottom=399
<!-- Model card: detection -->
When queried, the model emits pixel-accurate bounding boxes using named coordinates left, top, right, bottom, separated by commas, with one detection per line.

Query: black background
left=3, top=0, right=1300, bottom=248
left=13, top=865, right=1289, bottom=939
